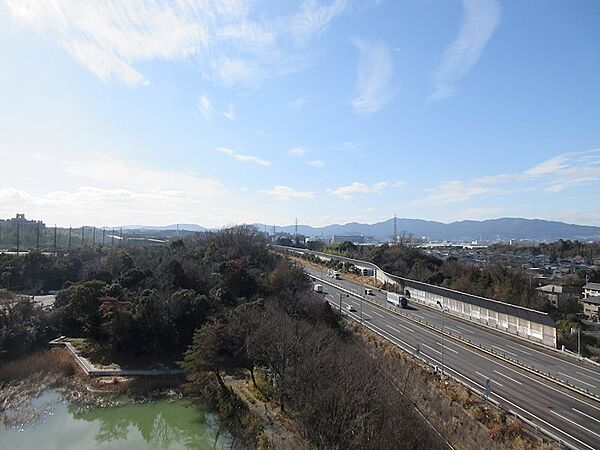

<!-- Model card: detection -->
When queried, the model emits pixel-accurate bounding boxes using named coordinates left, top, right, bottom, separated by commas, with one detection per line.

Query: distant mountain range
left=122, top=224, right=207, bottom=232
left=124, top=218, right=600, bottom=243
left=255, top=218, right=600, bottom=242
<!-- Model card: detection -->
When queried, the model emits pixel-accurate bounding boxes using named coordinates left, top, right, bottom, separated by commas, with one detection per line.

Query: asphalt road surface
left=305, top=267, right=600, bottom=450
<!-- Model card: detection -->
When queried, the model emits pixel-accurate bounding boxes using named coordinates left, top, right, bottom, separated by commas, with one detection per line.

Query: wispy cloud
left=222, top=103, right=236, bottom=120
left=288, top=147, right=307, bottom=157
left=260, top=185, right=315, bottom=200
left=351, top=38, right=395, bottom=114
left=328, top=181, right=389, bottom=199
left=429, top=0, right=500, bottom=102
left=287, top=0, right=349, bottom=44
left=5, top=1, right=353, bottom=87
left=420, top=181, right=492, bottom=205
left=198, top=96, right=213, bottom=119
left=214, top=147, right=271, bottom=167
left=287, top=97, right=308, bottom=111
left=0, top=153, right=232, bottom=227
left=523, top=154, right=569, bottom=178
left=414, top=149, right=600, bottom=205
left=307, top=159, right=326, bottom=168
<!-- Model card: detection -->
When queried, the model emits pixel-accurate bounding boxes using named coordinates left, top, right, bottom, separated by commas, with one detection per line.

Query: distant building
left=536, top=284, right=577, bottom=309
left=581, top=282, right=600, bottom=321
left=331, top=234, right=365, bottom=244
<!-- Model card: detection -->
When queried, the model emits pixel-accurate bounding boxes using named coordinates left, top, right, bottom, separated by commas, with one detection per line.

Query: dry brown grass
left=0, top=348, right=77, bottom=383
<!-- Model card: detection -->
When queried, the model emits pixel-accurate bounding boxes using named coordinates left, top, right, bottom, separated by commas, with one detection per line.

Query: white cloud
left=307, top=159, right=326, bottom=168
left=287, top=97, right=307, bottom=111
left=260, top=185, right=315, bottom=200
left=414, top=149, right=600, bottom=206
left=523, top=154, right=569, bottom=178
left=198, top=96, right=213, bottom=119
left=429, top=0, right=500, bottom=101
left=351, top=38, right=395, bottom=114
left=5, top=0, right=352, bottom=87
left=328, top=181, right=388, bottom=199
left=0, top=152, right=236, bottom=227
left=222, top=103, right=236, bottom=120
left=287, top=0, right=348, bottom=44
left=214, top=147, right=271, bottom=167
left=421, top=181, right=491, bottom=205
left=289, top=147, right=307, bottom=157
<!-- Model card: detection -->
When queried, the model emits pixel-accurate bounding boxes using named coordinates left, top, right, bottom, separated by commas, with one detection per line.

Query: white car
left=346, top=304, right=356, bottom=312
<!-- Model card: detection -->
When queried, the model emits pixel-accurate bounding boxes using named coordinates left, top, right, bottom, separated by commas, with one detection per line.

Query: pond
left=0, top=390, right=232, bottom=449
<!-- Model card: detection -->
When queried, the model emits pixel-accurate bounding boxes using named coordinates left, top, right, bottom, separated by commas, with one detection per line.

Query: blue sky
left=0, top=0, right=599, bottom=228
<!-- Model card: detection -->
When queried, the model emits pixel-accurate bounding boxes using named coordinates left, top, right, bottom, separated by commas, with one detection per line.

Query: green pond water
left=0, top=390, right=232, bottom=450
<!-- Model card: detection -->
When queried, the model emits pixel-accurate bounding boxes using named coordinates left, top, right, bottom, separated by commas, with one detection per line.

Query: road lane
left=318, top=281, right=600, bottom=450
left=305, top=265, right=600, bottom=398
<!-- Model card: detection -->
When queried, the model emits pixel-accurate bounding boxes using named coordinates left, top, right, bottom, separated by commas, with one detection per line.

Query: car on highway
left=346, top=304, right=356, bottom=312
left=364, top=288, right=373, bottom=295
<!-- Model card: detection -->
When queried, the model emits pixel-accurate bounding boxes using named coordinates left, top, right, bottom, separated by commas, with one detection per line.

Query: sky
left=0, top=0, right=599, bottom=229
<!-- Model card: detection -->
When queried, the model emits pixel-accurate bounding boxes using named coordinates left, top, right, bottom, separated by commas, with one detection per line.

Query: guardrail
left=322, top=288, right=579, bottom=450
left=310, top=274, right=600, bottom=404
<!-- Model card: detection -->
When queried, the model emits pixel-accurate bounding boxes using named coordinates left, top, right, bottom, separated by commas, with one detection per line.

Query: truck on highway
left=387, top=291, right=408, bottom=308
left=313, top=284, right=323, bottom=293
left=328, top=270, right=341, bottom=280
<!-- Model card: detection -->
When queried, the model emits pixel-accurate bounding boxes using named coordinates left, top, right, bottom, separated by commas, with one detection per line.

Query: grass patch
left=0, top=348, right=77, bottom=384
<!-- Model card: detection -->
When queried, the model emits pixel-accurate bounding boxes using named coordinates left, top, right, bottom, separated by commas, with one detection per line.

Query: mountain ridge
left=124, top=217, right=600, bottom=242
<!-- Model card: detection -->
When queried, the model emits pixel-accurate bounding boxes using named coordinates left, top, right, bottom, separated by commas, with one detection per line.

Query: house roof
left=582, top=296, right=600, bottom=305
left=583, top=282, right=600, bottom=292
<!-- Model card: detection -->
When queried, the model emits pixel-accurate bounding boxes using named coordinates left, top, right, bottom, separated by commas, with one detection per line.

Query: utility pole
left=102, top=228, right=106, bottom=247
left=53, top=225, right=57, bottom=254
left=36, top=222, right=40, bottom=251
left=81, top=226, right=85, bottom=247
left=295, top=217, right=298, bottom=243
left=339, top=292, right=343, bottom=313
left=120, top=227, right=123, bottom=246
left=68, top=226, right=72, bottom=249
left=92, top=227, right=96, bottom=245
left=393, top=212, right=397, bottom=244
left=437, top=300, right=445, bottom=379
left=16, top=221, right=20, bottom=255
left=111, top=228, right=115, bottom=248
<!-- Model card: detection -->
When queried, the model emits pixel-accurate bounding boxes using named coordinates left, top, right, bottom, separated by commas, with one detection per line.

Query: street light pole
left=360, top=295, right=363, bottom=323
left=437, top=300, right=444, bottom=379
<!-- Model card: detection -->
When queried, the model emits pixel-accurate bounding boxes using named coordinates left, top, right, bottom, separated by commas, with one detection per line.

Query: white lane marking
left=422, top=343, right=442, bottom=356
left=576, top=371, right=600, bottom=382
left=454, top=325, right=473, bottom=334
left=475, top=371, right=504, bottom=387
left=386, top=323, right=414, bottom=335
left=456, top=339, right=600, bottom=413
left=444, top=326, right=462, bottom=334
left=492, top=345, right=519, bottom=358
left=319, top=272, right=600, bottom=411
left=558, top=372, right=597, bottom=388
left=493, top=370, right=523, bottom=386
left=572, top=408, right=600, bottom=425
left=371, top=310, right=385, bottom=318
left=389, top=321, right=414, bottom=333
left=506, top=344, right=531, bottom=355
left=550, top=410, right=600, bottom=440
left=436, top=342, right=458, bottom=354
left=432, top=360, right=597, bottom=450
left=335, top=295, right=598, bottom=450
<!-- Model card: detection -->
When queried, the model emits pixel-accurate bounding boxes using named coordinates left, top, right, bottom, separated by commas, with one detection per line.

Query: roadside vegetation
left=289, top=240, right=597, bottom=354
left=1, top=227, right=449, bottom=448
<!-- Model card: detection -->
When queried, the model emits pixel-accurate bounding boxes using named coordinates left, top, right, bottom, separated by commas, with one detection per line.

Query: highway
left=305, top=268, right=600, bottom=450
left=303, top=265, right=600, bottom=398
